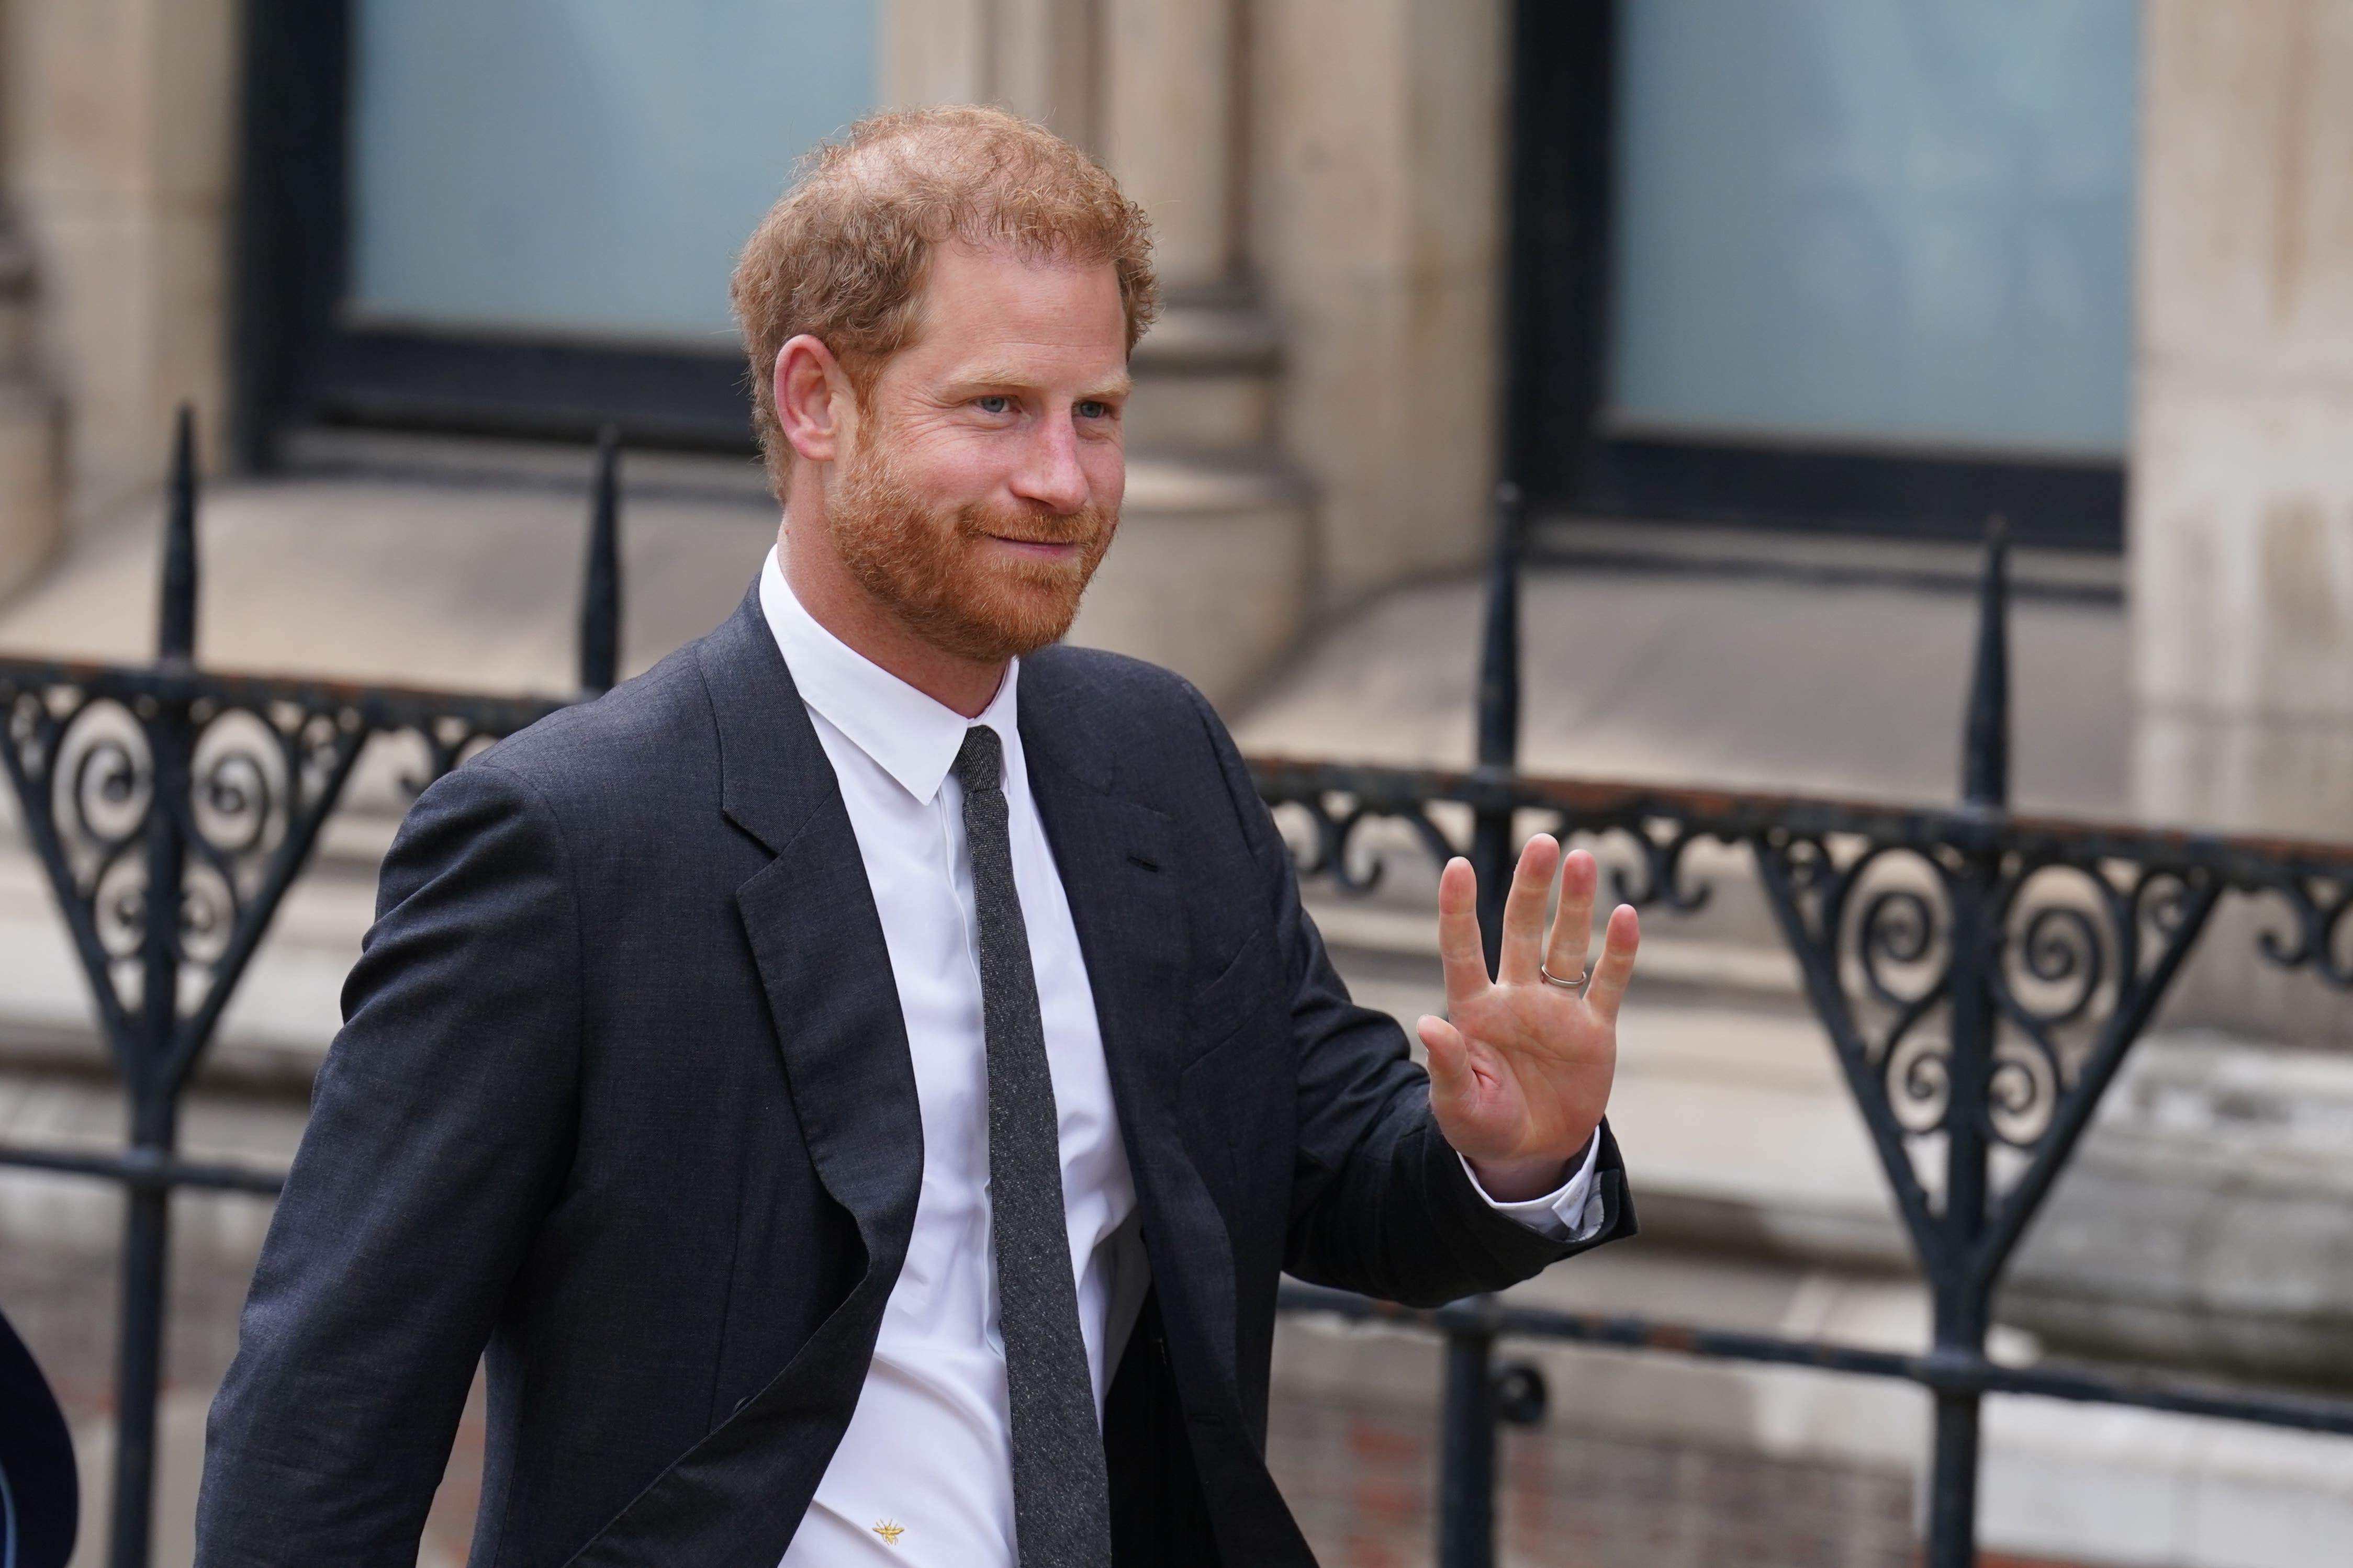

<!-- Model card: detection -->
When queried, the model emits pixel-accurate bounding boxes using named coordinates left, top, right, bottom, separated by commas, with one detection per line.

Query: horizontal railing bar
left=1276, top=1284, right=2353, bottom=1437
left=0, top=657, right=569, bottom=735
left=5, top=656, right=2345, bottom=880
left=1248, top=756, right=2353, bottom=883
left=0, top=1141, right=288, bottom=1194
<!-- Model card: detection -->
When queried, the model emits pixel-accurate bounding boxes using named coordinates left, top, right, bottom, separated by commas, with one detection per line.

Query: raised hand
left=1417, top=836, right=1637, bottom=1201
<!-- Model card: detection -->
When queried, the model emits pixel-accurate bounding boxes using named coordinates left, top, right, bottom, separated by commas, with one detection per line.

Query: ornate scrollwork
left=1607, top=822, right=1716, bottom=913
left=2255, top=875, right=2353, bottom=989
left=1269, top=787, right=1739, bottom=921
left=397, top=714, right=506, bottom=797
left=0, top=664, right=559, bottom=1082
left=2011, top=903, right=2105, bottom=1027
left=1811, top=845, right=1956, bottom=1141
left=1250, top=764, right=2334, bottom=1287
left=1761, top=835, right=2229, bottom=1221
left=1979, top=865, right=2105, bottom=1149
left=1270, top=793, right=1460, bottom=895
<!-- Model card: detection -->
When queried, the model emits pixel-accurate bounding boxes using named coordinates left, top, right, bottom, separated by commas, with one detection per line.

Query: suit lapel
left=567, top=589, right=923, bottom=1568
left=1019, top=684, right=1244, bottom=1415
left=703, top=587, right=924, bottom=1271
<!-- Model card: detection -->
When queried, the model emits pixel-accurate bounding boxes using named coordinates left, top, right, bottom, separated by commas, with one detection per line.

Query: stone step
left=1068, top=454, right=1313, bottom=707
left=1124, top=299, right=1282, bottom=455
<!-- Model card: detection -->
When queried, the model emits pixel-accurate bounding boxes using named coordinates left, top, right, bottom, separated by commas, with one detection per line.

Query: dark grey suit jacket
left=195, top=590, right=1633, bottom=1567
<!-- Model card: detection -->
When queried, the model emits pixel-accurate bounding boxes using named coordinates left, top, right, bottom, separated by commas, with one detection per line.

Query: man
left=197, top=107, right=1638, bottom=1567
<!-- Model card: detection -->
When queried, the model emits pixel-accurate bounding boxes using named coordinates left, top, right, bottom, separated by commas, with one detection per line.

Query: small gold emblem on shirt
left=872, top=1520, right=905, bottom=1546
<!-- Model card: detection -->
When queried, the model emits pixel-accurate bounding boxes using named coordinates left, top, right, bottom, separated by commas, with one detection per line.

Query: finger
left=1544, top=847, right=1599, bottom=985
left=1417, top=1014, right=1481, bottom=1127
left=1581, top=904, right=1641, bottom=1023
left=1496, top=834, right=1561, bottom=985
left=1418, top=1013, right=1465, bottom=1080
left=1435, top=856, right=1492, bottom=1005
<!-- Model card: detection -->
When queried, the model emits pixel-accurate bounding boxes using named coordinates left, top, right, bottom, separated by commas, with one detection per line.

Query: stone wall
left=2, top=0, right=239, bottom=539
left=2130, top=0, right=2353, bottom=1043
left=0, top=0, right=1516, bottom=696
left=1248, top=0, right=1510, bottom=605
left=2132, top=0, right=2353, bottom=839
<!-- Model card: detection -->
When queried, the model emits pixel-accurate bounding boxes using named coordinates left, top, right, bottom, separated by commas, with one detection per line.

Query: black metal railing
left=1264, top=488, right=2353, bottom=1568
left=0, top=418, right=2349, bottom=1568
left=0, top=413, right=579, bottom=1568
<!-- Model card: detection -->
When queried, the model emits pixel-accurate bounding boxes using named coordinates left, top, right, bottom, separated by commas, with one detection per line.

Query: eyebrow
left=954, top=366, right=1133, bottom=401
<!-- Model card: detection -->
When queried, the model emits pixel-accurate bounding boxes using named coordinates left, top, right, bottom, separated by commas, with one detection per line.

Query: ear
left=775, top=334, right=855, bottom=465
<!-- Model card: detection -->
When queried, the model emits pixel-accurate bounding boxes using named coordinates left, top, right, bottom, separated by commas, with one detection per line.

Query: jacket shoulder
left=1021, top=642, right=1216, bottom=737
left=466, top=644, right=705, bottom=789
left=1019, top=642, right=1259, bottom=825
left=446, top=639, right=721, bottom=827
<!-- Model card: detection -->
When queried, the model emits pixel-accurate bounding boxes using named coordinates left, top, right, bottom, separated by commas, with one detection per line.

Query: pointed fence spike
left=1471, top=479, right=1526, bottom=971
left=1962, top=513, right=2010, bottom=809
left=1475, top=480, right=1524, bottom=772
left=579, top=425, right=623, bottom=695
left=158, top=404, right=199, bottom=666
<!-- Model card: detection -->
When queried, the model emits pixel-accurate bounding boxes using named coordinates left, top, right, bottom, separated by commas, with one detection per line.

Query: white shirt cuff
left=1460, top=1133, right=1605, bottom=1243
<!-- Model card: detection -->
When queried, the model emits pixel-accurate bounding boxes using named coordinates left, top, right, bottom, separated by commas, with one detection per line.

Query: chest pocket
left=1176, top=927, right=1291, bottom=1214
left=1184, top=925, right=1276, bottom=1061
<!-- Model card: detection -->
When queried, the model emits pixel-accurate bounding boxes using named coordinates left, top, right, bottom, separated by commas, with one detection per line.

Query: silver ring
left=1539, top=963, right=1586, bottom=992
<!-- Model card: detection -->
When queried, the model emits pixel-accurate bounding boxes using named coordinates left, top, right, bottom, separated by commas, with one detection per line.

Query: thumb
left=1418, top=1014, right=1473, bottom=1113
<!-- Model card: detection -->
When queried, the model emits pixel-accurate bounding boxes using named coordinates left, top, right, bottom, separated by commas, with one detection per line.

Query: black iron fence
left=1, top=417, right=2350, bottom=1568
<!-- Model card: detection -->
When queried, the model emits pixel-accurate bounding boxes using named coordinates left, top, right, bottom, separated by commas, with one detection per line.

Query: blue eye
left=976, top=395, right=1013, bottom=414
left=1077, top=400, right=1110, bottom=420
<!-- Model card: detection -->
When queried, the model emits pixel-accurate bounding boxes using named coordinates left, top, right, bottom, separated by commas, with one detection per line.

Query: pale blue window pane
left=1607, top=0, right=2138, bottom=459
left=350, top=0, right=877, bottom=346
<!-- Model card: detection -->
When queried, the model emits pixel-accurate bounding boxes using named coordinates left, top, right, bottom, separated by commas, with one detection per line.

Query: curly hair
left=730, top=105, right=1159, bottom=499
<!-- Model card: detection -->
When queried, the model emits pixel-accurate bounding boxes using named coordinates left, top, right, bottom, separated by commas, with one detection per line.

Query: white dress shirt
left=758, top=547, right=1598, bottom=1566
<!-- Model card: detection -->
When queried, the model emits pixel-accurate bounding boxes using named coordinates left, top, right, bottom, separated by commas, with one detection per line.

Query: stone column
left=2131, top=0, right=2353, bottom=1042
left=885, top=0, right=1097, bottom=149
left=5, top=0, right=240, bottom=533
left=0, top=213, right=59, bottom=597
left=878, top=0, right=1311, bottom=708
left=882, top=0, right=995, bottom=109
left=1100, top=0, right=1237, bottom=290
left=994, top=0, right=1100, bottom=151
left=1249, top=0, right=1510, bottom=602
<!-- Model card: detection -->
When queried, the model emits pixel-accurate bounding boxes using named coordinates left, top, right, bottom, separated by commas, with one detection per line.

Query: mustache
left=954, top=500, right=1114, bottom=545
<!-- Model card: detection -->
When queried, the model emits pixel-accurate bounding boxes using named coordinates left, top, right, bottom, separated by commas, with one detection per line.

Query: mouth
left=982, top=534, right=1083, bottom=560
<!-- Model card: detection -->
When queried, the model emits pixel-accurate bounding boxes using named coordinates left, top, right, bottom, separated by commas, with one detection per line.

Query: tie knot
left=953, top=724, right=1004, bottom=793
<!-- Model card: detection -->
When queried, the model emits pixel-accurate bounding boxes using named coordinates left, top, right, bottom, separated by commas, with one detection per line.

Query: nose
left=1007, top=409, right=1090, bottom=515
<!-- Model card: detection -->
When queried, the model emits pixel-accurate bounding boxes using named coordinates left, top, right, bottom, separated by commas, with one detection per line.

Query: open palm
left=1417, top=836, right=1638, bottom=1201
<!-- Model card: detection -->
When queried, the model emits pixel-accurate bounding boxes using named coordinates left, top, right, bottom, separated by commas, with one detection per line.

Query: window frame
left=231, top=0, right=757, bottom=468
left=1504, top=0, right=2125, bottom=552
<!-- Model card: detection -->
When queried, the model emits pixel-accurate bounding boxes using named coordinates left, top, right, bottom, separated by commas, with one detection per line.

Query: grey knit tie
left=954, top=725, right=1113, bottom=1566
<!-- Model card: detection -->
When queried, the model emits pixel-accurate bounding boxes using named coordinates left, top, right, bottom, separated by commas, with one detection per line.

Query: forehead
left=894, top=242, right=1128, bottom=378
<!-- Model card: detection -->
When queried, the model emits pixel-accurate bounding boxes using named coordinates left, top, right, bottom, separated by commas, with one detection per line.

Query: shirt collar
left=758, top=544, right=1019, bottom=805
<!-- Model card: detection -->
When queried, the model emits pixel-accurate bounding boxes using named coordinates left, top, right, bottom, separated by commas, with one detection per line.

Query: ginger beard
left=825, top=411, right=1118, bottom=664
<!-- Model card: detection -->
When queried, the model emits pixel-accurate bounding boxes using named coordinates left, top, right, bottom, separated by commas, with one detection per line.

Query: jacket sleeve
left=1183, top=690, right=1635, bottom=1308
left=195, top=759, right=584, bottom=1567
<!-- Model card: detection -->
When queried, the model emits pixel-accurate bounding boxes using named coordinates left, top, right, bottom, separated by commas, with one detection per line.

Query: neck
left=778, top=515, right=1009, bottom=719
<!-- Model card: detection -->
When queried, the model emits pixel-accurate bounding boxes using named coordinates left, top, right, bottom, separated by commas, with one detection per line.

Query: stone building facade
left=0, top=0, right=1516, bottom=712
left=0, top=0, right=2339, bottom=729
left=0, top=1, right=2345, bottom=773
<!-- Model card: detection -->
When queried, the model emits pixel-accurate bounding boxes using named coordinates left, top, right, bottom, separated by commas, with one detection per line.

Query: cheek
left=882, top=421, right=1007, bottom=505
left=1081, top=443, right=1125, bottom=505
